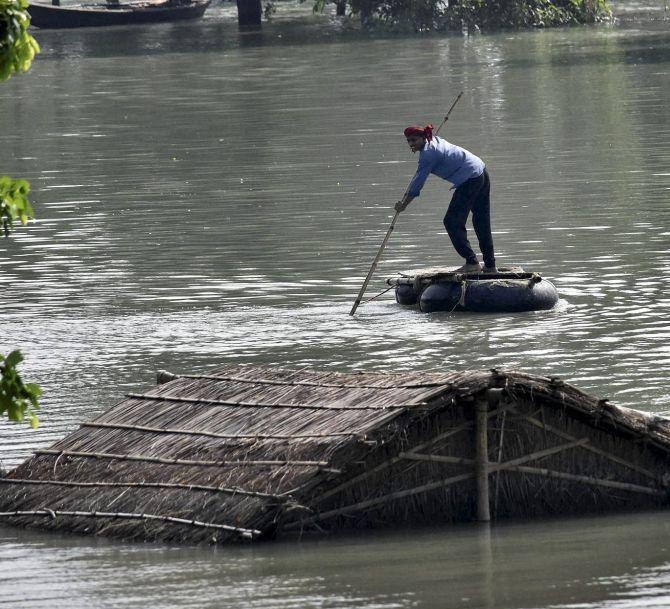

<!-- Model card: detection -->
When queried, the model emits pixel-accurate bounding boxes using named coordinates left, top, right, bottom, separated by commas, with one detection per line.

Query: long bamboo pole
left=123, top=391, right=434, bottom=411
left=349, top=91, right=463, bottom=316
left=160, top=371, right=451, bottom=390
left=0, top=509, right=261, bottom=538
left=506, top=465, right=666, bottom=497
left=36, top=449, right=338, bottom=471
left=125, top=392, right=398, bottom=411
left=0, top=477, right=288, bottom=500
left=81, top=421, right=363, bottom=440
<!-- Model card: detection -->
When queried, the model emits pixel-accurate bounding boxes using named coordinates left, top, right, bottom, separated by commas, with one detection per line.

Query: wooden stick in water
left=349, top=210, right=400, bottom=316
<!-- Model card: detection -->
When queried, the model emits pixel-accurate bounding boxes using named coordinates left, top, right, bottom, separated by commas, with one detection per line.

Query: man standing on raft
left=395, top=125, right=497, bottom=274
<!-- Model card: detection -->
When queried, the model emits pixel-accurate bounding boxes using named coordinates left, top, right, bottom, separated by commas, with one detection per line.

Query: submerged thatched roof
left=1, top=366, right=669, bottom=544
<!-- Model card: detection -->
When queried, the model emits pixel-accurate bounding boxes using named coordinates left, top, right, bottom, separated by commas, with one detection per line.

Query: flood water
left=1, top=1, right=669, bottom=607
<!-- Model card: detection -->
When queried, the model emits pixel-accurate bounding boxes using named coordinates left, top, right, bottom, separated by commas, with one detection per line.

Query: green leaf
left=24, top=383, right=42, bottom=398
left=5, top=349, right=23, bottom=368
left=0, top=174, right=35, bottom=236
left=0, top=349, right=41, bottom=428
left=0, top=0, right=39, bottom=80
left=13, top=179, right=30, bottom=194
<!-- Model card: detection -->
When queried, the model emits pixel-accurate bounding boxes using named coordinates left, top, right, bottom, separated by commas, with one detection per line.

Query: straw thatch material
left=1, top=366, right=668, bottom=545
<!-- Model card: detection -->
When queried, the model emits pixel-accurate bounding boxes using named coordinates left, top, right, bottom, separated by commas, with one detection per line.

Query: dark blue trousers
left=443, top=169, right=496, bottom=268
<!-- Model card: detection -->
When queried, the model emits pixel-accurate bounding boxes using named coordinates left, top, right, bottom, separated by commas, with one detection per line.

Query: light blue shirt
left=407, top=136, right=485, bottom=197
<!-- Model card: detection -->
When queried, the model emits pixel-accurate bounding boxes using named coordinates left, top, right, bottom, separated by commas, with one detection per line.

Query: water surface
left=0, top=2, right=669, bottom=607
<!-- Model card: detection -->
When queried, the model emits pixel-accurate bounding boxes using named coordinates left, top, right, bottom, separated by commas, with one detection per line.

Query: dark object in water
left=387, top=266, right=559, bottom=313
left=0, top=366, right=668, bottom=545
left=28, top=0, right=210, bottom=28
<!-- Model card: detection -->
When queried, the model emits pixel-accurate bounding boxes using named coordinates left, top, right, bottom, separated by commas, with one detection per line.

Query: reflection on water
left=1, top=511, right=669, bottom=609
left=1, top=2, right=669, bottom=607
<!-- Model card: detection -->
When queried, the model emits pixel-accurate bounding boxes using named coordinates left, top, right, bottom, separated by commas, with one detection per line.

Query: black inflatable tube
left=396, top=278, right=559, bottom=313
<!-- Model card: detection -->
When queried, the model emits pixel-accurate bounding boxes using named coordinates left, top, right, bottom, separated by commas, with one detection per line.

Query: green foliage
left=0, top=351, right=41, bottom=428
left=311, top=0, right=611, bottom=30
left=444, top=0, right=611, bottom=30
left=1, top=1, right=41, bottom=431
left=0, top=175, right=34, bottom=237
left=0, top=0, right=40, bottom=81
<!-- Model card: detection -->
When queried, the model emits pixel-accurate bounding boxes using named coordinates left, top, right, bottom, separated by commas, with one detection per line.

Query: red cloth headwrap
left=403, top=124, right=434, bottom=142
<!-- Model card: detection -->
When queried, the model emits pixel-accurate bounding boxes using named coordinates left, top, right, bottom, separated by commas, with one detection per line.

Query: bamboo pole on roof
left=477, top=457, right=665, bottom=499
left=80, top=422, right=364, bottom=440
left=124, top=392, right=417, bottom=411
left=506, top=466, right=667, bottom=496
left=0, top=509, right=261, bottom=538
left=159, top=371, right=453, bottom=390
left=36, top=449, right=339, bottom=472
left=0, top=477, right=294, bottom=501
left=401, top=453, right=473, bottom=465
